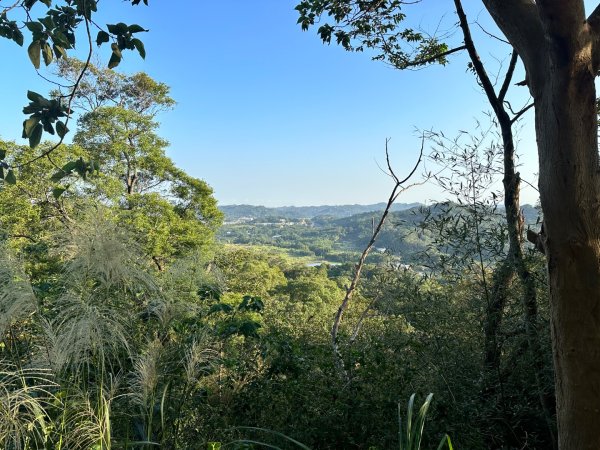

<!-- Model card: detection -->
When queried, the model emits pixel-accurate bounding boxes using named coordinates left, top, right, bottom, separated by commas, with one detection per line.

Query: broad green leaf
left=128, top=24, right=147, bottom=33
left=27, top=90, right=48, bottom=105
left=23, top=117, right=41, bottom=140
left=28, top=123, right=43, bottom=148
left=96, top=30, right=109, bottom=46
left=28, top=40, right=41, bottom=69
left=110, top=42, right=122, bottom=58
left=132, top=38, right=145, bottom=58
left=107, top=23, right=128, bottom=34
left=5, top=169, right=16, bottom=185
left=52, top=186, right=67, bottom=199
left=56, top=120, right=68, bottom=138
left=108, top=52, right=121, bottom=69
left=39, top=16, right=55, bottom=30
left=50, top=170, right=67, bottom=182
left=13, top=29, right=24, bottom=46
left=53, top=44, right=66, bottom=59
left=25, top=22, right=44, bottom=33
left=62, top=161, right=77, bottom=172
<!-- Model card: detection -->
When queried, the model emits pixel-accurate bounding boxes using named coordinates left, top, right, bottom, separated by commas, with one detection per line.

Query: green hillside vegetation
left=220, top=202, right=422, bottom=221
left=0, top=64, right=554, bottom=449
left=218, top=203, right=541, bottom=267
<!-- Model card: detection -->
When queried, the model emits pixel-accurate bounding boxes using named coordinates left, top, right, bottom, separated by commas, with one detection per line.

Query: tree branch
left=499, top=49, right=519, bottom=102
left=401, top=45, right=467, bottom=69
left=482, top=0, right=546, bottom=92
left=331, top=137, right=425, bottom=380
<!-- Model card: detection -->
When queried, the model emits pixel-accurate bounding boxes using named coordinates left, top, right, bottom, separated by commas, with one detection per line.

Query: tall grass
left=399, top=393, right=453, bottom=450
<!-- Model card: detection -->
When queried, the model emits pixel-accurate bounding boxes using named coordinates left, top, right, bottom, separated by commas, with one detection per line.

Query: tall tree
left=483, top=4, right=600, bottom=448
left=297, top=1, right=600, bottom=447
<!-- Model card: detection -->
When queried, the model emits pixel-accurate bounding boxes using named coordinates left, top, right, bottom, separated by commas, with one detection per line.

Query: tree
left=297, top=1, right=600, bottom=447
left=0, top=0, right=149, bottom=182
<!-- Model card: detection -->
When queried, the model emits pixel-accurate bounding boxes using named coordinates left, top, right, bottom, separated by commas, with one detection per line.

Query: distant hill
left=220, top=202, right=423, bottom=221
left=218, top=202, right=541, bottom=265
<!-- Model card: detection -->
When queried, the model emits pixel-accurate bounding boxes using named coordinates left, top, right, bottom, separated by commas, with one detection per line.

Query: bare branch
left=499, top=49, right=519, bottom=102
left=475, top=19, right=511, bottom=45
left=510, top=102, right=534, bottom=124
left=331, top=136, right=425, bottom=379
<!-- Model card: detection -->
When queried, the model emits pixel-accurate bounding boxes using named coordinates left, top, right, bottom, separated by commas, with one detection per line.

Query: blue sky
left=0, top=1, right=540, bottom=206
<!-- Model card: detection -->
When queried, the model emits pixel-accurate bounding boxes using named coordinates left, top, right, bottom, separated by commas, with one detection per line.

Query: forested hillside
left=0, top=64, right=554, bottom=449
left=5, top=0, right=600, bottom=448
left=221, top=202, right=422, bottom=221
left=219, top=203, right=541, bottom=266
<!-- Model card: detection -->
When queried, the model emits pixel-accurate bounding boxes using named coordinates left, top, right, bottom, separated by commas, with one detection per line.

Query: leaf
left=50, top=171, right=67, bottom=182
left=28, top=40, right=41, bottom=69
left=25, top=22, right=44, bottom=33
left=61, top=161, right=77, bottom=172
left=56, top=120, right=68, bottom=138
left=42, top=41, right=53, bottom=65
left=28, top=123, right=43, bottom=148
left=26, top=90, right=48, bottom=105
left=5, top=169, right=16, bottom=185
left=53, top=44, right=67, bottom=59
left=96, top=30, right=109, bottom=46
left=108, top=51, right=121, bottom=69
left=132, top=38, right=145, bottom=58
left=12, top=29, right=24, bottom=46
left=107, top=22, right=128, bottom=34
left=0, top=149, right=6, bottom=160
left=110, top=42, right=122, bottom=58
left=23, top=117, right=40, bottom=137
left=128, top=24, right=147, bottom=33
left=52, top=186, right=67, bottom=199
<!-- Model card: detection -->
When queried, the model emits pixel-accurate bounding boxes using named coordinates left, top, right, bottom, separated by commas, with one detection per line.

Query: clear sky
left=0, top=1, right=542, bottom=207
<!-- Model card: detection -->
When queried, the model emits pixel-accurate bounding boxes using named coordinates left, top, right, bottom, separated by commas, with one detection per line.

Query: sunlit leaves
left=50, top=157, right=99, bottom=183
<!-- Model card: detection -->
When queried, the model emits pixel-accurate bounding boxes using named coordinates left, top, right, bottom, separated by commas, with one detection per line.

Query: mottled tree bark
left=484, top=1, right=600, bottom=447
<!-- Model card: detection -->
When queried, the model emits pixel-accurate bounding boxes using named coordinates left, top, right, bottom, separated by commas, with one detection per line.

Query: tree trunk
left=535, top=61, right=600, bottom=449
left=481, top=3, right=600, bottom=446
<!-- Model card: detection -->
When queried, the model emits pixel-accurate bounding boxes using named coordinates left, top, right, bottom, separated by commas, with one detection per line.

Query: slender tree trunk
left=482, top=261, right=511, bottom=398
left=454, top=3, right=557, bottom=443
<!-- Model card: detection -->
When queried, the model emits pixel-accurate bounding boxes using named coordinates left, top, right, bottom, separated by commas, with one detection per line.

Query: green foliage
left=295, top=0, right=450, bottom=69
left=0, top=0, right=150, bottom=158
left=21, top=90, right=68, bottom=148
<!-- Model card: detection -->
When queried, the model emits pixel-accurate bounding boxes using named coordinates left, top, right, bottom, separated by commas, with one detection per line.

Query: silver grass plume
left=0, top=245, right=37, bottom=338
